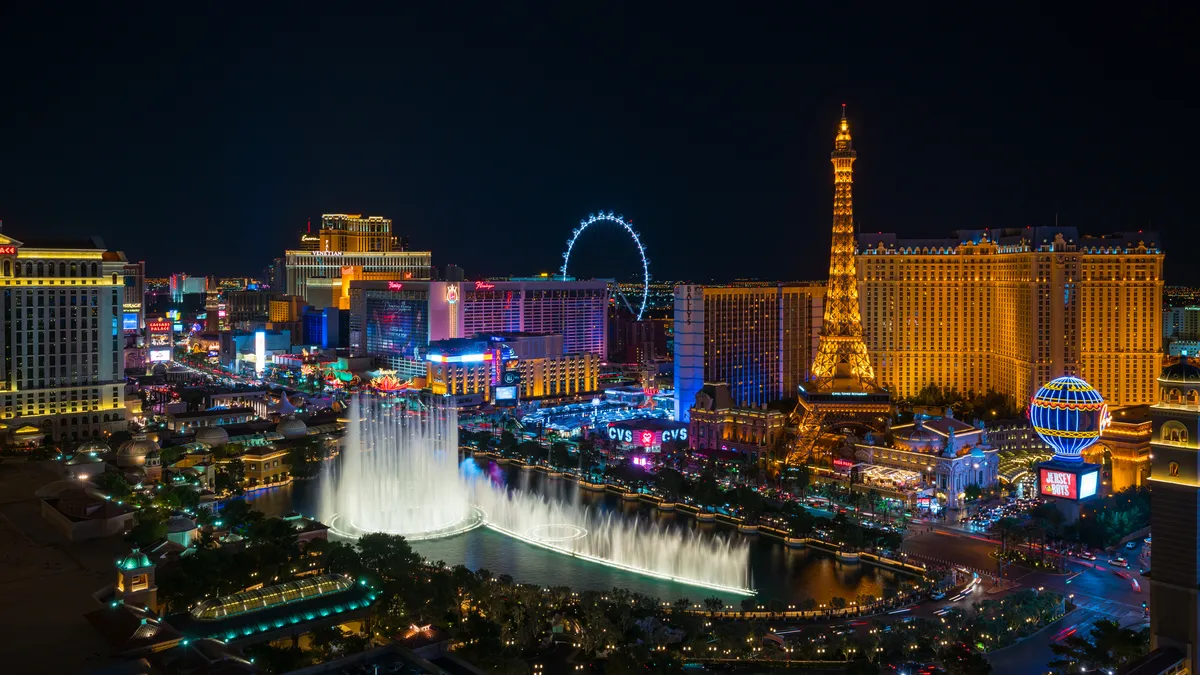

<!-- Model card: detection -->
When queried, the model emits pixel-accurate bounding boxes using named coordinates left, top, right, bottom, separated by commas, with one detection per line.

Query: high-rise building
left=168, top=273, right=207, bottom=303
left=1148, top=356, right=1200, bottom=673
left=285, top=213, right=432, bottom=309
left=0, top=232, right=128, bottom=448
left=857, top=227, right=1163, bottom=407
left=350, top=279, right=608, bottom=379
left=672, top=283, right=824, bottom=422
left=120, top=260, right=145, bottom=334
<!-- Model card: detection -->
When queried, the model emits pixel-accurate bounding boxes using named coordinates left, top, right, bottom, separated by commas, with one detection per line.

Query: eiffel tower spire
left=809, top=106, right=877, bottom=390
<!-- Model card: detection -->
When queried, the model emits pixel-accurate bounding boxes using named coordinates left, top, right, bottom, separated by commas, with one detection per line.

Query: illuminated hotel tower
left=788, top=109, right=890, bottom=465
left=810, top=106, right=877, bottom=392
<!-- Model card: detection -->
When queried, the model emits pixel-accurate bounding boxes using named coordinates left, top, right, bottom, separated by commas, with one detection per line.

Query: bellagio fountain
left=319, top=394, right=753, bottom=595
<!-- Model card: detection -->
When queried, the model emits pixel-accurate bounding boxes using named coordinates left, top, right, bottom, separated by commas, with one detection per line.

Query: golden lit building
left=1085, top=404, right=1152, bottom=492
left=688, top=383, right=787, bottom=460
left=240, top=446, right=290, bottom=488
left=507, top=353, right=600, bottom=399
left=285, top=213, right=431, bottom=309
left=857, top=228, right=1163, bottom=407
left=0, top=231, right=129, bottom=446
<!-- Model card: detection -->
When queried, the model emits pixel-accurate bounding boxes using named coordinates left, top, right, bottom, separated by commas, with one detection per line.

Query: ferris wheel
left=561, top=212, right=650, bottom=320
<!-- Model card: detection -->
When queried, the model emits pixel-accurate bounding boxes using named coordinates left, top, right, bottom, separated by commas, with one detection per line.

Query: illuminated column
left=809, top=106, right=876, bottom=390
left=255, top=330, right=266, bottom=377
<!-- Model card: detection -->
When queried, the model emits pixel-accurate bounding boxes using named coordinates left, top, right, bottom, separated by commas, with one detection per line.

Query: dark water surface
left=246, top=460, right=903, bottom=604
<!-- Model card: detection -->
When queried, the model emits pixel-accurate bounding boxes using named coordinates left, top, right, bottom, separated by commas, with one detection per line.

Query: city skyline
left=1, top=6, right=1195, bottom=283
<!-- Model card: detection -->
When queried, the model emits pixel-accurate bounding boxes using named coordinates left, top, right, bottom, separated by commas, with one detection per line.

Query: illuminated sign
left=640, top=431, right=655, bottom=446
left=427, top=352, right=493, bottom=363
left=661, top=428, right=688, bottom=443
left=1040, top=469, right=1077, bottom=499
left=122, top=313, right=139, bottom=331
left=254, top=330, right=266, bottom=376
left=387, top=281, right=404, bottom=291
left=608, top=427, right=634, bottom=443
left=147, top=321, right=172, bottom=332
left=833, top=458, right=855, bottom=471
left=0, top=246, right=16, bottom=255
left=494, top=385, right=518, bottom=404
left=218, top=310, right=226, bottom=317
left=149, top=349, right=171, bottom=363
left=149, top=333, right=171, bottom=347
left=445, top=284, right=459, bottom=304
left=475, top=281, right=496, bottom=290
left=1079, top=470, right=1099, bottom=499
left=172, top=323, right=183, bottom=332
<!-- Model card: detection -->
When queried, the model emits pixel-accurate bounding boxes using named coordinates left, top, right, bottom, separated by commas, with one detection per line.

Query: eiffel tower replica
left=787, top=107, right=892, bottom=466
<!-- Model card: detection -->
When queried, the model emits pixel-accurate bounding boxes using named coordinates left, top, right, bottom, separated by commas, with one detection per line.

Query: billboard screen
left=495, top=385, right=518, bottom=404
left=122, top=313, right=139, bottom=331
left=1079, top=469, right=1099, bottom=500
left=1040, top=468, right=1078, bottom=499
left=149, top=349, right=171, bottom=363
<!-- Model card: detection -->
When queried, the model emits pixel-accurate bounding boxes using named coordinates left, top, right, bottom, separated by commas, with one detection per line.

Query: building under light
left=0, top=232, right=129, bottom=447
left=673, top=282, right=824, bottom=422
left=857, top=227, right=1163, bottom=407
left=284, top=214, right=432, bottom=309
left=351, top=279, right=608, bottom=380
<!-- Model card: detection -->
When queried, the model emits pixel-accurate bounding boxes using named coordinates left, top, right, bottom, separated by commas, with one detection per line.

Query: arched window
left=24, top=263, right=32, bottom=276
left=1163, top=421, right=1189, bottom=445
left=2, top=260, right=9, bottom=276
left=1188, top=390, right=1199, bottom=406
left=111, top=273, right=118, bottom=285
left=70, top=263, right=77, bottom=277
left=92, top=415, right=99, bottom=424
left=91, top=262, right=98, bottom=277
left=58, top=262, right=66, bottom=276
left=1170, top=389, right=1183, bottom=404
left=37, top=262, right=44, bottom=276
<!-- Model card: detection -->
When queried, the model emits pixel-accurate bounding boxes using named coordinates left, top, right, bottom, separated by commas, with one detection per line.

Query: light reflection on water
left=245, top=462, right=901, bottom=603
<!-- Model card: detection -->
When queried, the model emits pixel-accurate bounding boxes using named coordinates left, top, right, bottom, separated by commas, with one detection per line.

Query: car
left=1077, top=551, right=1097, bottom=561
left=928, top=591, right=946, bottom=600
left=1145, top=536, right=1152, bottom=544
left=1110, top=557, right=1129, bottom=568
left=1126, top=541, right=1139, bottom=550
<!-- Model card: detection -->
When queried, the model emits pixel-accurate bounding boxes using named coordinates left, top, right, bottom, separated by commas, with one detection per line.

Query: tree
left=703, top=596, right=725, bottom=612
left=356, top=532, right=421, bottom=584
left=1048, top=619, right=1149, bottom=673
left=793, top=462, right=811, bottom=497
left=548, top=441, right=571, bottom=469
left=127, top=509, right=167, bottom=546
left=286, top=438, right=323, bottom=479
left=499, top=430, right=517, bottom=452
left=654, top=468, right=686, bottom=502
left=830, top=596, right=848, bottom=610
left=218, top=499, right=263, bottom=532
left=964, top=483, right=983, bottom=502
left=95, top=471, right=133, bottom=500
left=941, top=642, right=992, bottom=675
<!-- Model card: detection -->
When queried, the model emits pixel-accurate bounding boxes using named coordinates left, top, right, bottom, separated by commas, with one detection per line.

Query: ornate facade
left=856, top=228, right=1163, bottom=407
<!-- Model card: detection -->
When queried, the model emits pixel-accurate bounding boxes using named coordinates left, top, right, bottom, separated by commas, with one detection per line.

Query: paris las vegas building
left=0, top=231, right=130, bottom=448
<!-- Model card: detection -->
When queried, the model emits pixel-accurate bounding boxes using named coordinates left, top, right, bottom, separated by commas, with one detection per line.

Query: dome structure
left=165, top=515, right=198, bottom=534
left=276, top=417, right=308, bottom=440
left=116, top=435, right=160, bottom=468
left=118, top=549, right=153, bottom=571
left=1029, top=376, right=1109, bottom=461
left=65, top=452, right=106, bottom=467
left=194, top=426, right=230, bottom=447
left=36, top=479, right=99, bottom=499
left=1160, top=356, right=1200, bottom=384
left=76, top=439, right=112, bottom=455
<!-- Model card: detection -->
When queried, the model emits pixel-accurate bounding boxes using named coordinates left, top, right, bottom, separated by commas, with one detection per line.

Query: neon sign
left=475, top=281, right=496, bottom=290
left=387, top=281, right=404, bottom=291
left=445, top=284, right=459, bottom=304
left=661, top=428, right=688, bottom=443
left=1039, top=469, right=1077, bottom=499
left=0, top=246, right=16, bottom=255
left=147, top=321, right=171, bottom=332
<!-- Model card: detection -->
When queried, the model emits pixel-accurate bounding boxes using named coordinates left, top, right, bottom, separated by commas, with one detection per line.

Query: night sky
left=1, top=6, right=1195, bottom=282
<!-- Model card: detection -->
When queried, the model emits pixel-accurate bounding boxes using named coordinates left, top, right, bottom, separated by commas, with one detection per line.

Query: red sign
left=0, top=245, right=16, bottom=255
left=832, top=459, right=854, bottom=471
left=387, top=281, right=404, bottom=291
left=147, top=321, right=172, bottom=332
left=1040, top=468, right=1077, bottom=499
left=475, top=281, right=496, bottom=290
left=640, top=431, right=655, bottom=447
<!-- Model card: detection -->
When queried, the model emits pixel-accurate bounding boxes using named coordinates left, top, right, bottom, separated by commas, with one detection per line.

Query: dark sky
left=1, top=5, right=1195, bottom=282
